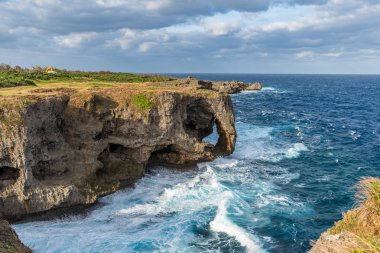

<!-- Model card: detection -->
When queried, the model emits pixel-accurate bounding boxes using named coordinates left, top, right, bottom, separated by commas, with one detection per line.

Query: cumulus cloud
left=54, top=32, right=97, bottom=48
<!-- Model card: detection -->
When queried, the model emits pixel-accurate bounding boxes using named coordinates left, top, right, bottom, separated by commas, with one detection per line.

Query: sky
left=0, top=0, right=379, bottom=74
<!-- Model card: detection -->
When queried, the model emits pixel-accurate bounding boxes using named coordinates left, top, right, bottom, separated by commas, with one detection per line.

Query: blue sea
left=13, top=74, right=380, bottom=253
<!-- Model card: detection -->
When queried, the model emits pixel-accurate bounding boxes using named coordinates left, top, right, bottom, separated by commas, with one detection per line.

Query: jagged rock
left=0, top=219, right=31, bottom=253
left=211, top=81, right=245, bottom=93
left=157, top=78, right=262, bottom=94
left=0, top=85, right=236, bottom=220
left=245, top=82, right=262, bottom=90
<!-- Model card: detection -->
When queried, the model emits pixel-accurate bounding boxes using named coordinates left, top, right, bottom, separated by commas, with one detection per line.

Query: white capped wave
left=240, top=86, right=291, bottom=95
left=234, top=123, right=309, bottom=162
left=210, top=192, right=266, bottom=253
left=255, top=87, right=292, bottom=94
left=118, top=167, right=222, bottom=216
left=286, top=143, right=309, bottom=159
left=262, top=87, right=276, bottom=91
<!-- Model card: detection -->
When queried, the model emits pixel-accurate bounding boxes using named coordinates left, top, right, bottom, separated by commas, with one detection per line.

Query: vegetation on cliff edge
left=0, top=64, right=170, bottom=88
left=131, top=93, right=154, bottom=110
left=324, top=177, right=380, bottom=253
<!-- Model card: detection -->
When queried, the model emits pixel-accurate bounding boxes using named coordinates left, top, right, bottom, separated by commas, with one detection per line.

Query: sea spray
left=209, top=192, right=266, bottom=253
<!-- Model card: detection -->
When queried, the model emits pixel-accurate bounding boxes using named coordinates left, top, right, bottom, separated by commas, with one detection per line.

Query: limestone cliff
left=0, top=219, right=31, bottom=253
left=0, top=80, right=236, bottom=220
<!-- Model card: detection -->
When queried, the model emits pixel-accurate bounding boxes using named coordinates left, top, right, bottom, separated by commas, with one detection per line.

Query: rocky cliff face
left=175, top=77, right=262, bottom=94
left=0, top=84, right=236, bottom=220
left=0, top=219, right=31, bottom=253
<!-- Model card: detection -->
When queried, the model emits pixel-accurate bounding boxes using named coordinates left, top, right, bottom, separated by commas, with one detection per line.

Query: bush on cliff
left=131, top=94, right=153, bottom=110
left=0, top=77, right=35, bottom=88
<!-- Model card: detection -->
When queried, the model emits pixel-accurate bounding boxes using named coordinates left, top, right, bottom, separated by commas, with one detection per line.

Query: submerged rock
left=0, top=81, right=236, bottom=220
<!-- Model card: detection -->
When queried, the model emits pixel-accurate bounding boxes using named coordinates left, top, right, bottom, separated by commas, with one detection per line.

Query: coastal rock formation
left=245, top=82, right=262, bottom=91
left=0, top=220, right=31, bottom=253
left=173, top=77, right=262, bottom=94
left=0, top=83, right=236, bottom=220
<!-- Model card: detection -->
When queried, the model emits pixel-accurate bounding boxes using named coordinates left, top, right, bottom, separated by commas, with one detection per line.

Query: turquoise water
left=14, top=74, right=380, bottom=253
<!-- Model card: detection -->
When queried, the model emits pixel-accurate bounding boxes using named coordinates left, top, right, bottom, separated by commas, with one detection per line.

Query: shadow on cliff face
left=183, top=100, right=215, bottom=141
left=96, top=143, right=145, bottom=187
left=0, top=166, right=19, bottom=190
left=147, top=98, right=223, bottom=168
left=182, top=96, right=236, bottom=157
left=183, top=99, right=226, bottom=152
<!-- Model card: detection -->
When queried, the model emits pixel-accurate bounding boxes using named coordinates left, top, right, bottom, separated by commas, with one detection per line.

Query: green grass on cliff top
left=0, top=65, right=170, bottom=88
left=327, top=177, right=380, bottom=253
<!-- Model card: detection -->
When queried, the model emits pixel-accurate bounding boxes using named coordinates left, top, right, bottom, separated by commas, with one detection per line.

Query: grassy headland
left=0, top=65, right=218, bottom=127
left=0, top=64, right=170, bottom=89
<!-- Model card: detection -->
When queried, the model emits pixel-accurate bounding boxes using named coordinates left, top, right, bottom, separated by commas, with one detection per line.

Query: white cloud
left=296, top=51, right=315, bottom=59
left=296, top=51, right=342, bottom=59
left=54, top=32, right=97, bottom=48
left=203, top=21, right=241, bottom=36
left=138, top=42, right=154, bottom=52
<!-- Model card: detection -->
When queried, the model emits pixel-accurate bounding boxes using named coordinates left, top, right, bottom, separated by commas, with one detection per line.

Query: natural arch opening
left=183, top=100, right=220, bottom=146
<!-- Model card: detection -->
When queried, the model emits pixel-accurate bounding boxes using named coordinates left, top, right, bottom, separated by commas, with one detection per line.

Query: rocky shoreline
left=0, top=78, right=261, bottom=251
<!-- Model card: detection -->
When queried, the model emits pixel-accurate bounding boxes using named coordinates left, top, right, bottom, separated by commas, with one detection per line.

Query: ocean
left=13, top=74, right=380, bottom=253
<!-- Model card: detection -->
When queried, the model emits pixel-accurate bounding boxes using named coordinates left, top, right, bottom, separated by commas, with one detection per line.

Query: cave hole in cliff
left=97, top=143, right=129, bottom=177
left=96, top=143, right=144, bottom=184
left=183, top=100, right=219, bottom=146
left=32, top=161, right=69, bottom=181
left=0, top=166, right=19, bottom=181
left=147, top=145, right=183, bottom=167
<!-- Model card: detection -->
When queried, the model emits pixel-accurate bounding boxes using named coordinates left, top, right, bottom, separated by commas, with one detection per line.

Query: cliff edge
left=0, top=78, right=237, bottom=220
left=310, top=177, right=380, bottom=253
left=0, top=220, right=31, bottom=253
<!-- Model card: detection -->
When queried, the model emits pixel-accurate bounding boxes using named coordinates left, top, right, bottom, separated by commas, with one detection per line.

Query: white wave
left=118, top=167, right=222, bottom=216
left=212, top=158, right=240, bottom=169
left=240, top=86, right=291, bottom=95
left=349, top=130, right=361, bottom=140
left=262, top=87, right=276, bottom=91
left=263, top=143, right=308, bottom=163
left=286, top=143, right=309, bottom=159
left=233, top=122, right=310, bottom=163
left=210, top=192, right=266, bottom=253
left=259, top=87, right=292, bottom=94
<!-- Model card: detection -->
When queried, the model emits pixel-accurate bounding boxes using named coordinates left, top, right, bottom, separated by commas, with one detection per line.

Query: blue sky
left=0, top=0, right=379, bottom=74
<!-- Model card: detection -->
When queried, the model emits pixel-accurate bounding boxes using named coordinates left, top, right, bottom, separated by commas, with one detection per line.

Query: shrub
left=131, top=94, right=153, bottom=110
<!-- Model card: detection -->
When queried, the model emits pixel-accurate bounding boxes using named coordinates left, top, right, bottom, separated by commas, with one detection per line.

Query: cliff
left=310, top=177, right=380, bottom=253
left=0, top=79, right=236, bottom=220
left=0, top=220, right=31, bottom=253
left=179, top=77, right=262, bottom=93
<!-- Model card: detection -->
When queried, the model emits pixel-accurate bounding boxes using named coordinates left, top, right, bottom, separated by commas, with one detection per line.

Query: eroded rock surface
left=167, top=77, right=262, bottom=94
left=0, top=219, right=31, bottom=253
left=0, top=84, right=236, bottom=220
